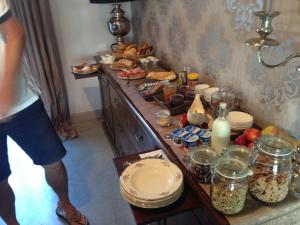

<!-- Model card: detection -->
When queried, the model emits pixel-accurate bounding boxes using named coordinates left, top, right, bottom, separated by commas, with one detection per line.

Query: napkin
left=139, top=149, right=169, bottom=160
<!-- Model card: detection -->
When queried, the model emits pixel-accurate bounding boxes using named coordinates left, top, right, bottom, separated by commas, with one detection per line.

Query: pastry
left=111, top=59, right=134, bottom=70
left=146, top=71, right=177, bottom=81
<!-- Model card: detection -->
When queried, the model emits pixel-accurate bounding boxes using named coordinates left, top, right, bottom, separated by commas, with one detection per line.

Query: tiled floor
left=0, top=118, right=199, bottom=225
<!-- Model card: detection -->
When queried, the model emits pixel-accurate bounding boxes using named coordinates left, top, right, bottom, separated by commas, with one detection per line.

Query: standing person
left=0, top=1, right=89, bottom=225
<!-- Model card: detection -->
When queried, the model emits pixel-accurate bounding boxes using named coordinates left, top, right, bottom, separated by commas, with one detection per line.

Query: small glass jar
left=163, top=84, right=177, bottom=102
left=156, top=109, right=172, bottom=127
left=224, top=145, right=253, bottom=165
left=249, top=135, right=292, bottom=203
left=211, top=156, right=250, bottom=215
left=189, top=145, right=216, bottom=183
left=289, top=151, right=300, bottom=198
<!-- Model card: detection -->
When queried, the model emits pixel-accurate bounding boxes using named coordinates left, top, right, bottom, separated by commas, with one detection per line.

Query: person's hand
left=0, top=81, right=16, bottom=121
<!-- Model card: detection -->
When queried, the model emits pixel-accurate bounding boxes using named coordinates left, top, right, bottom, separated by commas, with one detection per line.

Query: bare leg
left=43, top=161, right=76, bottom=215
left=0, top=179, right=20, bottom=225
left=43, top=160, right=87, bottom=224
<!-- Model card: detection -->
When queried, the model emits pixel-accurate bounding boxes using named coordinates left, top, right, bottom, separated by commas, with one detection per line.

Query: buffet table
left=95, top=61, right=300, bottom=225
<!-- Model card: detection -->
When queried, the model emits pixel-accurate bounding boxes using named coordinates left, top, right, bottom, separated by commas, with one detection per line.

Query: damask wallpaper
left=131, top=0, right=300, bottom=139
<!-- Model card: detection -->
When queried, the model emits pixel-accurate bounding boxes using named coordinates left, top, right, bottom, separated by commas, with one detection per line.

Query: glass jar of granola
left=249, top=135, right=292, bottom=203
left=210, top=156, right=250, bottom=215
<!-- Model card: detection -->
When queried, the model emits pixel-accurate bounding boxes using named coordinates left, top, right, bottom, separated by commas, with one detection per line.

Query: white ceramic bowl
left=195, top=84, right=210, bottom=95
left=204, top=87, right=219, bottom=103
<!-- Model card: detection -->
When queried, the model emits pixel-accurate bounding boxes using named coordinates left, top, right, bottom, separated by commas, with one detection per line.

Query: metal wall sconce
left=246, top=4, right=300, bottom=72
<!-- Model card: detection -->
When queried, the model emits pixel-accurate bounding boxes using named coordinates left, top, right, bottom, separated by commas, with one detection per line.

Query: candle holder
left=246, top=10, right=300, bottom=71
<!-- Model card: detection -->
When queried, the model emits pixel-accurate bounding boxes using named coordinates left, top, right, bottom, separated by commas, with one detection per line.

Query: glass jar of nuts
left=249, top=135, right=293, bottom=203
left=210, top=156, right=250, bottom=215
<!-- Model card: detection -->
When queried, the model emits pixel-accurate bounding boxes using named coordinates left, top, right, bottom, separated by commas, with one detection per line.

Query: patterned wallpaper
left=131, top=0, right=300, bottom=139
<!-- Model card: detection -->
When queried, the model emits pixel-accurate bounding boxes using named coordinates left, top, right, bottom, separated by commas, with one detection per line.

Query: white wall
left=49, top=0, right=132, bottom=115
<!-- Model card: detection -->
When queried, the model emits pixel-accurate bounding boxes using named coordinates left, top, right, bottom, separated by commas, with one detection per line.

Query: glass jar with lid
left=189, top=145, right=217, bottom=184
left=210, top=88, right=235, bottom=118
left=224, top=145, right=253, bottom=165
left=289, top=150, right=300, bottom=198
left=249, top=135, right=293, bottom=203
left=210, top=156, right=250, bottom=215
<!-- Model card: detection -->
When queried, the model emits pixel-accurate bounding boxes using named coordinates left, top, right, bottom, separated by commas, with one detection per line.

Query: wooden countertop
left=99, top=63, right=300, bottom=225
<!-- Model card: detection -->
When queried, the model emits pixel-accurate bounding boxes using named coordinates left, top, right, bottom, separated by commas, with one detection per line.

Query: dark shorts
left=0, top=99, right=66, bottom=182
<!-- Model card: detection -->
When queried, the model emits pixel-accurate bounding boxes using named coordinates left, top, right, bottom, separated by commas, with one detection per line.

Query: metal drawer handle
left=134, top=134, right=143, bottom=143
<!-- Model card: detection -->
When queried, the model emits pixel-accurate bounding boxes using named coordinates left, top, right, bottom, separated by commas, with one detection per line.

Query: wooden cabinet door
left=99, top=75, right=114, bottom=140
left=109, top=83, right=136, bottom=155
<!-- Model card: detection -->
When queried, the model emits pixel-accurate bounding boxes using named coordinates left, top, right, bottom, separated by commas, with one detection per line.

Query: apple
left=235, top=135, right=249, bottom=146
left=247, top=142, right=255, bottom=149
left=243, top=128, right=261, bottom=142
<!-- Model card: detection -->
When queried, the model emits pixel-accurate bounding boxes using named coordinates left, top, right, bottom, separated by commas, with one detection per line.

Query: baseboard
left=71, top=109, right=102, bottom=124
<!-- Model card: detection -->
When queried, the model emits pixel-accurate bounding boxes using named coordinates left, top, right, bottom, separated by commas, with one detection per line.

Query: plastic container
left=211, top=156, right=250, bottom=215
left=171, top=128, right=188, bottom=146
left=249, top=135, right=293, bottom=203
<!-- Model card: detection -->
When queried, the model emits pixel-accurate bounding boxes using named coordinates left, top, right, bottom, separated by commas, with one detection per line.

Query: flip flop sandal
left=56, top=206, right=89, bottom=225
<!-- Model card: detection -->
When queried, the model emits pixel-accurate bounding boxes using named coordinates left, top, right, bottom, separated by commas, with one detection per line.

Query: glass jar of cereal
left=249, top=135, right=293, bottom=203
left=210, top=156, right=250, bottom=215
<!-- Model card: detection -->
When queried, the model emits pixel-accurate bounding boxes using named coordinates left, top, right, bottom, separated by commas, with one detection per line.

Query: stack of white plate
left=204, top=87, right=219, bottom=103
left=227, top=111, right=254, bottom=131
left=120, top=158, right=184, bottom=209
left=195, top=84, right=210, bottom=95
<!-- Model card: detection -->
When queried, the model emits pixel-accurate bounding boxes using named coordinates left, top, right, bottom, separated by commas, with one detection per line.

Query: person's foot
left=56, top=202, right=89, bottom=225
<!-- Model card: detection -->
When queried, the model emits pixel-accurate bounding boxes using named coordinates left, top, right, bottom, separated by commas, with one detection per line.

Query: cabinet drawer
left=127, top=111, right=157, bottom=152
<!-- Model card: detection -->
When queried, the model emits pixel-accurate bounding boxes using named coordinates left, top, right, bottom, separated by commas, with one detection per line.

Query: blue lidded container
left=184, top=125, right=201, bottom=135
left=171, top=128, right=188, bottom=146
left=182, top=133, right=199, bottom=148
left=198, top=130, right=212, bottom=144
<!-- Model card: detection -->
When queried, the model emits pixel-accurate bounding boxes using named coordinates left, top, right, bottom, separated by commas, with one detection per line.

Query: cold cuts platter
left=117, top=67, right=146, bottom=80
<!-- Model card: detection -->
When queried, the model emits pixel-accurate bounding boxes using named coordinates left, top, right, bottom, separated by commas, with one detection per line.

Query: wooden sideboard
left=97, top=64, right=229, bottom=225
left=98, top=73, right=161, bottom=156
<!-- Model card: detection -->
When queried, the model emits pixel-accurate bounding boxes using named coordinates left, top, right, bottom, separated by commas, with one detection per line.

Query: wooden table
left=113, top=150, right=201, bottom=225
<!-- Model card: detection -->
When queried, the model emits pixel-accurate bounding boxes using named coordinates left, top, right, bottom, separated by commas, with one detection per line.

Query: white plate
left=120, top=183, right=183, bottom=203
left=120, top=186, right=183, bottom=209
left=120, top=159, right=183, bottom=200
left=227, top=111, right=253, bottom=124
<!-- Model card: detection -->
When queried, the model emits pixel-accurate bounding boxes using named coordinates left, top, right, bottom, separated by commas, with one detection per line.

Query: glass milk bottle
left=211, top=102, right=231, bottom=154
